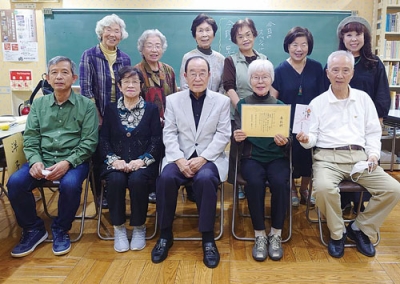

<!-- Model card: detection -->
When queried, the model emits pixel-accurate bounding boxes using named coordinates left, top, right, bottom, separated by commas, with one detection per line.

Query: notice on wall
left=10, top=70, right=32, bottom=91
left=1, top=9, right=38, bottom=62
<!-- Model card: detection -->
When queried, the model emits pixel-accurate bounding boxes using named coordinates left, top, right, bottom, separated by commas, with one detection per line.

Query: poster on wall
left=9, top=70, right=33, bottom=91
left=1, top=9, right=38, bottom=62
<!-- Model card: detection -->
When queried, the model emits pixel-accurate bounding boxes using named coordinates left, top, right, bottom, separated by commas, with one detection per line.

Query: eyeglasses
left=187, top=72, right=208, bottom=79
left=289, top=43, right=308, bottom=49
left=121, top=80, right=140, bottom=86
left=251, top=75, right=271, bottom=82
left=236, top=32, right=253, bottom=42
left=144, top=43, right=162, bottom=51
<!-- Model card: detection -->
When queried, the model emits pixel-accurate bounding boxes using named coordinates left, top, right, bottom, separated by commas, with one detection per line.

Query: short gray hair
left=47, top=56, right=76, bottom=75
left=247, top=59, right=274, bottom=83
left=327, top=50, right=354, bottom=69
left=137, top=29, right=168, bottom=54
left=95, top=14, right=129, bottom=41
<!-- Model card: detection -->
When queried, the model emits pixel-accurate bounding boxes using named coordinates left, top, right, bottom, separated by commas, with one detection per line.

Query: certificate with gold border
left=241, top=104, right=291, bottom=137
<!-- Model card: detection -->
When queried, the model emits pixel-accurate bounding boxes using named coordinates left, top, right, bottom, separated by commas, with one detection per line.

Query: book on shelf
left=383, top=40, right=400, bottom=59
left=392, top=62, right=399, bottom=86
left=384, top=61, right=400, bottom=86
left=386, top=13, right=400, bottom=32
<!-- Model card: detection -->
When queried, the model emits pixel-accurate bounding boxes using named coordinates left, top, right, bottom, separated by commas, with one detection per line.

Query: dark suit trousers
left=156, top=161, right=219, bottom=233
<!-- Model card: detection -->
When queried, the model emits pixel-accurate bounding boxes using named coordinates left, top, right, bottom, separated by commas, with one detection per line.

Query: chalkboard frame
left=44, top=9, right=352, bottom=86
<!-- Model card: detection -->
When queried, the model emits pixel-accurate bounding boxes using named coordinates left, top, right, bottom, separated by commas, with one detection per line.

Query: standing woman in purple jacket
left=79, top=14, right=131, bottom=207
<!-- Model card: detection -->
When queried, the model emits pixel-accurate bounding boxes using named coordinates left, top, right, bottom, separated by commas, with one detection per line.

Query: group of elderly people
left=6, top=12, right=400, bottom=270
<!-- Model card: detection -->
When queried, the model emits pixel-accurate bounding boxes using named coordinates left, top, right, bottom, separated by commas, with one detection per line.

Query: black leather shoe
left=328, top=233, right=346, bottom=258
left=148, top=192, right=156, bottom=204
left=151, top=238, right=173, bottom=263
left=97, top=196, right=108, bottom=209
left=185, top=186, right=196, bottom=202
left=347, top=221, right=375, bottom=257
left=202, top=242, right=220, bottom=268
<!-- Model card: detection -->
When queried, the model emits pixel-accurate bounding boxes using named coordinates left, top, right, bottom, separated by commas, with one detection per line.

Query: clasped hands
left=233, top=129, right=288, bottom=146
left=30, top=160, right=70, bottom=181
left=112, top=159, right=145, bottom=173
left=176, top=157, right=207, bottom=178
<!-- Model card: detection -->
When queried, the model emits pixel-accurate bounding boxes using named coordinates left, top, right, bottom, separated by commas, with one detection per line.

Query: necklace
left=288, top=58, right=306, bottom=96
left=354, top=56, right=361, bottom=65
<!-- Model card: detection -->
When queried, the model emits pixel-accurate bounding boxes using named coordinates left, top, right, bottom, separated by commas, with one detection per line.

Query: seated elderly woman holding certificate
left=233, top=59, right=290, bottom=262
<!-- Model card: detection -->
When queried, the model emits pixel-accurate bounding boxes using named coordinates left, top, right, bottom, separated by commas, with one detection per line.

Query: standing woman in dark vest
left=223, top=18, right=267, bottom=199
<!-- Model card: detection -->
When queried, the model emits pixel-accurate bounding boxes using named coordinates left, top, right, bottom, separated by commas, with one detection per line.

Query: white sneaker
left=113, top=225, right=129, bottom=253
left=130, top=225, right=146, bottom=250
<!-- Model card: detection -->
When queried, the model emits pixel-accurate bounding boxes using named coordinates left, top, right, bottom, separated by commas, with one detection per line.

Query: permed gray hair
left=47, top=56, right=76, bottom=75
left=247, top=59, right=275, bottom=83
left=95, top=14, right=129, bottom=41
left=327, top=50, right=355, bottom=69
left=137, top=29, right=168, bottom=54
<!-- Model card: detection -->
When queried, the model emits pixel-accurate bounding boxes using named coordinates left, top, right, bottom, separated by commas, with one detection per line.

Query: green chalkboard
left=44, top=9, right=352, bottom=86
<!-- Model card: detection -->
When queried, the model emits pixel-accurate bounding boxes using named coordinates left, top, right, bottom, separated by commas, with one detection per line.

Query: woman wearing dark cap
left=333, top=16, right=390, bottom=212
left=333, top=16, right=390, bottom=122
left=270, top=27, right=324, bottom=207
left=179, top=13, right=225, bottom=93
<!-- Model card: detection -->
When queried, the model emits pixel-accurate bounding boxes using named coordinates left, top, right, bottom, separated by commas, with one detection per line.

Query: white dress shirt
left=300, top=85, right=382, bottom=159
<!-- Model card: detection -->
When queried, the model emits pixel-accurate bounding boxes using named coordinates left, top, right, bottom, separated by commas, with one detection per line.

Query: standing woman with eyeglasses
left=79, top=14, right=131, bottom=209
left=269, top=27, right=324, bottom=207
left=99, top=66, right=162, bottom=253
left=223, top=18, right=267, bottom=195
left=134, top=29, right=178, bottom=123
left=134, top=29, right=178, bottom=203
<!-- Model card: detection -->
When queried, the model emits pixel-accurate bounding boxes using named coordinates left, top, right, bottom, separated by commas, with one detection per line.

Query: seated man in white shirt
left=296, top=50, right=400, bottom=258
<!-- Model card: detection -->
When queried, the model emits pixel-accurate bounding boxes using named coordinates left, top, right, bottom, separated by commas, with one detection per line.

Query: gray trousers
left=312, top=148, right=400, bottom=242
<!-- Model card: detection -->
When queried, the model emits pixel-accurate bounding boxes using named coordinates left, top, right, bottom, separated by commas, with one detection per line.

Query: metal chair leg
left=97, top=181, right=157, bottom=241
left=317, top=188, right=380, bottom=247
left=173, top=182, right=224, bottom=241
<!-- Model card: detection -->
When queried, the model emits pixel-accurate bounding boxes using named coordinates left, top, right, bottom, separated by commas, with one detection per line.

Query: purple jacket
left=79, top=44, right=131, bottom=117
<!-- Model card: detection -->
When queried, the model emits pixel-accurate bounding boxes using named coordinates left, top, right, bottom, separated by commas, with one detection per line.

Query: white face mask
left=350, top=161, right=372, bottom=182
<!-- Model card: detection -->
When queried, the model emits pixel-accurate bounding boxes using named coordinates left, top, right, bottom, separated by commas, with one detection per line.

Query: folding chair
left=231, top=144, right=293, bottom=242
left=97, top=179, right=157, bottom=241
left=173, top=180, right=225, bottom=241
left=2, top=132, right=27, bottom=198
left=305, top=149, right=380, bottom=247
left=310, top=181, right=380, bottom=247
left=3, top=132, right=96, bottom=243
left=0, top=152, right=8, bottom=198
left=37, top=162, right=97, bottom=243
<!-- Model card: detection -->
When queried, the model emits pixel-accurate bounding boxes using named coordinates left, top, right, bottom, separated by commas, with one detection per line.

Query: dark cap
left=337, top=16, right=371, bottom=38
